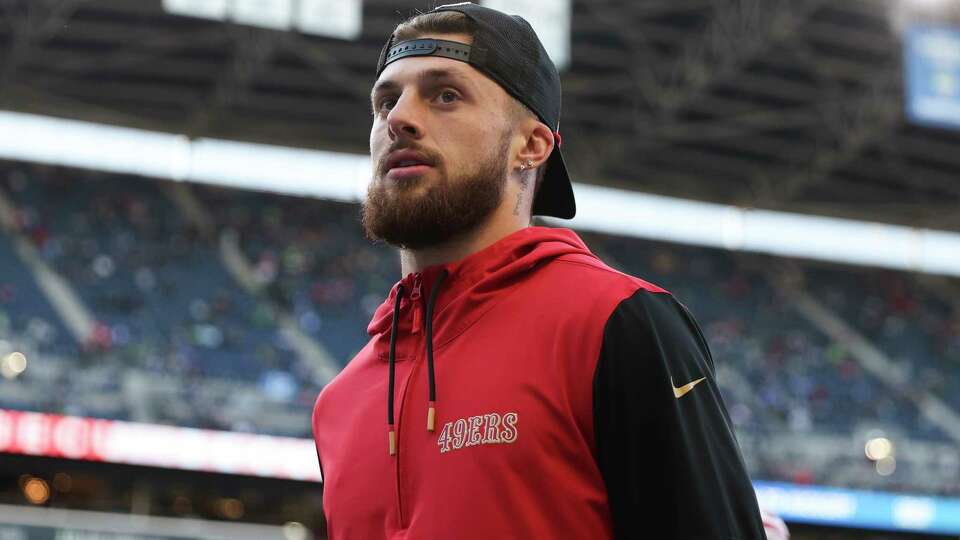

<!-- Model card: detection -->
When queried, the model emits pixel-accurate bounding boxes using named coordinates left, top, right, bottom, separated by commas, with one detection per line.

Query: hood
left=367, top=227, right=593, bottom=355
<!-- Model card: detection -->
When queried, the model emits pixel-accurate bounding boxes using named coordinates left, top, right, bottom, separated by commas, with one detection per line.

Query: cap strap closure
left=384, top=38, right=472, bottom=70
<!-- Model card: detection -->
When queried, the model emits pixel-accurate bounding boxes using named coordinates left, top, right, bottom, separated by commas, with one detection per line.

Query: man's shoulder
left=516, top=252, right=672, bottom=330
left=547, top=251, right=669, bottom=297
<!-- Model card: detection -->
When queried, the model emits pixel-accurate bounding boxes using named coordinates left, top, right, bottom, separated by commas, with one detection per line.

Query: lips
left=384, top=149, right=435, bottom=178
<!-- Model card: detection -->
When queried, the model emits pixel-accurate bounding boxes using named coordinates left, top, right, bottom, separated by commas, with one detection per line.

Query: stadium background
left=1, top=0, right=959, bottom=538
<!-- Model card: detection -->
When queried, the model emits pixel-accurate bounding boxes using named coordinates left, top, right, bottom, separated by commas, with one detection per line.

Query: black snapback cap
left=375, top=2, right=576, bottom=219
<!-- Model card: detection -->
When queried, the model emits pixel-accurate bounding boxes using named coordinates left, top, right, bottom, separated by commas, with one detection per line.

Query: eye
left=377, top=97, right=397, bottom=111
left=437, top=90, right=460, bottom=104
left=374, top=97, right=397, bottom=115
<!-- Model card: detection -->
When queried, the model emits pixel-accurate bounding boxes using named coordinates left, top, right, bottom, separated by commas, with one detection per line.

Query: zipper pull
left=410, top=273, right=423, bottom=334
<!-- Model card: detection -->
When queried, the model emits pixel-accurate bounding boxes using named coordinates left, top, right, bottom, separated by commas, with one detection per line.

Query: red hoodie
left=312, top=227, right=764, bottom=539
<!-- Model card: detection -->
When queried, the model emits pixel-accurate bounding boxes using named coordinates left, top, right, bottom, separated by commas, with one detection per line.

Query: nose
left=386, top=93, right=424, bottom=141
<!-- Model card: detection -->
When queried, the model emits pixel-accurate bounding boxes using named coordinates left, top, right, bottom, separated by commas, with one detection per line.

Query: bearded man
left=312, top=4, right=766, bottom=539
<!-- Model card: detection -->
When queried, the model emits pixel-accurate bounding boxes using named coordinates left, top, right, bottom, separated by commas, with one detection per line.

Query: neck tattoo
left=513, top=175, right=530, bottom=216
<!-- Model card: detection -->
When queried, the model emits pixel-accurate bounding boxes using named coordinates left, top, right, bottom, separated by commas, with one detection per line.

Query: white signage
left=231, top=0, right=293, bottom=31
left=163, top=0, right=228, bottom=19
left=298, top=0, right=362, bottom=40
left=162, top=0, right=362, bottom=39
left=482, top=0, right=571, bottom=69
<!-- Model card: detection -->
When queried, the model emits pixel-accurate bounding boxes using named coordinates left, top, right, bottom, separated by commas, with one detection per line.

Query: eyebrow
left=370, top=68, right=476, bottom=102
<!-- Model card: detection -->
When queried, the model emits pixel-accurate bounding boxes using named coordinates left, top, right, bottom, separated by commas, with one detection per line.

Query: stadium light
left=865, top=437, right=894, bottom=461
left=216, top=497, right=245, bottom=520
left=1, top=110, right=959, bottom=278
left=21, top=477, right=50, bottom=505
left=52, top=473, right=72, bottom=494
left=876, top=456, right=897, bottom=476
left=0, top=352, right=27, bottom=380
left=283, top=522, right=310, bottom=540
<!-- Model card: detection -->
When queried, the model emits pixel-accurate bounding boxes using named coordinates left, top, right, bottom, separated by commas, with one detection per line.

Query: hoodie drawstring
left=425, top=269, right=448, bottom=432
left=386, top=270, right=449, bottom=455
left=387, top=284, right=404, bottom=456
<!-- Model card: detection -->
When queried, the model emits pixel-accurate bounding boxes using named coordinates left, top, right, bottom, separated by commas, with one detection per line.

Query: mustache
left=375, top=143, right=442, bottom=176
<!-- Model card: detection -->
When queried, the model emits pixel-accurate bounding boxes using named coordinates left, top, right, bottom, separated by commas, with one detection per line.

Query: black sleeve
left=593, top=289, right=765, bottom=540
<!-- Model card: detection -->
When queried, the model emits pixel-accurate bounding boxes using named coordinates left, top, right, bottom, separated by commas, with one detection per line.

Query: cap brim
left=532, top=147, right=576, bottom=219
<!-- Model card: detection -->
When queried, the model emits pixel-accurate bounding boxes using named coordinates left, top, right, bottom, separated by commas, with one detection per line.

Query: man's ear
left=515, top=119, right=554, bottom=170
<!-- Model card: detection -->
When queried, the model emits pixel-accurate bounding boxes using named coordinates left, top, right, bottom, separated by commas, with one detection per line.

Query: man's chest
left=318, top=323, right=600, bottom=533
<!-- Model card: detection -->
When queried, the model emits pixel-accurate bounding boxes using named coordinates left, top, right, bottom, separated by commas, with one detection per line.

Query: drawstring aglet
left=424, top=269, right=448, bottom=434
left=427, top=401, right=436, bottom=432
left=389, top=426, right=397, bottom=456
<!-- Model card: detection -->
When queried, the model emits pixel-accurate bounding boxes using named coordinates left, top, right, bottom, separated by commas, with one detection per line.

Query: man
left=312, top=3, right=765, bottom=539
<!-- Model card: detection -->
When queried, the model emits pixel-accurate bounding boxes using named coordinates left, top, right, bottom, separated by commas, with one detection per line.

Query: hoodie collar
left=367, top=226, right=593, bottom=348
left=374, top=226, right=595, bottom=456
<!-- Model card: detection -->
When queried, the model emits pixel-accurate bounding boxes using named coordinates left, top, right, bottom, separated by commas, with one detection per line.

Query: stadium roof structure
left=1, top=0, right=959, bottom=229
